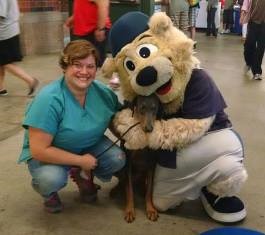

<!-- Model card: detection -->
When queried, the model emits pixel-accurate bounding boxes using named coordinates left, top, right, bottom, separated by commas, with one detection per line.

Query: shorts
left=0, top=34, right=23, bottom=66
left=170, top=11, right=189, bottom=31
left=189, top=7, right=199, bottom=27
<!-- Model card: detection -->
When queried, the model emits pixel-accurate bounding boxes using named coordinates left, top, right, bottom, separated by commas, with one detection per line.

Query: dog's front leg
left=145, top=168, right=159, bottom=221
left=124, top=159, right=135, bottom=223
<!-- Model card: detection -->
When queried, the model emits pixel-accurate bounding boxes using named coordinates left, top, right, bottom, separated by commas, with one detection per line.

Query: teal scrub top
left=18, top=77, right=121, bottom=163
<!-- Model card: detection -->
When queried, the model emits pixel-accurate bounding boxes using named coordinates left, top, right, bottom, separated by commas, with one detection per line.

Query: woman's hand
left=79, top=153, right=98, bottom=171
left=94, top=28, right=106, bottom=42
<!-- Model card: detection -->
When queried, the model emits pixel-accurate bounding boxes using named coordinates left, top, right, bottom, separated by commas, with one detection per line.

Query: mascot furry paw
left=104, top=11, right=247, bottom=224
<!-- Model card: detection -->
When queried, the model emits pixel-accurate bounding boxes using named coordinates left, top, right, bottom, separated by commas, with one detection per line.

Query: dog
left=113, top=94, right=162, bottom=223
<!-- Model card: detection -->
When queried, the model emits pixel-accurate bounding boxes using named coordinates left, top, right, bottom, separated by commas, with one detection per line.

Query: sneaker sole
left=200, top=192, right=247, bottom=223
left=45, top=205, right=63, bottom=213
left=253, top=77, right=262, bottom=81
left=0, top=90, right=8, bottom=96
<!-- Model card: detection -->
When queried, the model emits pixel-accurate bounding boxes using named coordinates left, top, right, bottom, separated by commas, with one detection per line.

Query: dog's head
left=130, top=94, right=162, bottom=133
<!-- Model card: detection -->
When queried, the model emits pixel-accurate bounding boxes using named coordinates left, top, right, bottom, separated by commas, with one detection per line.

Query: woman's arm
left=64, top=15, right=73, bottom=29
left=94, top=0, right=109, bottom=42
left=29, top=127, right=97, bottom=171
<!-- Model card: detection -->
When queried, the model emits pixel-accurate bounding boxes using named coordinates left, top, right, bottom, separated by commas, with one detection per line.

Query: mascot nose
left=136, top=66, right=157, bottom=86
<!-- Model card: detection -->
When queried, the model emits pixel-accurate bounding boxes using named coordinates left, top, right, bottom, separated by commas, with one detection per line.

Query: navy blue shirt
left=158, top=69, right=232, bottom=168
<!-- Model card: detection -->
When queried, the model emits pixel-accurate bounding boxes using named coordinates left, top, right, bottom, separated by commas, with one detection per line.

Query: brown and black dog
left=113, top=94, right=162, bottom=223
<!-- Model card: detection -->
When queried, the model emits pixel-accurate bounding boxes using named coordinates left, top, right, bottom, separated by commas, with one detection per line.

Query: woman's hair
left=59, top=40, right=100, bottom=69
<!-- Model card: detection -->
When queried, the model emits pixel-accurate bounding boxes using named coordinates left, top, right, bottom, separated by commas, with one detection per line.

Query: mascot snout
left=136, top=66, right=158, bottom=86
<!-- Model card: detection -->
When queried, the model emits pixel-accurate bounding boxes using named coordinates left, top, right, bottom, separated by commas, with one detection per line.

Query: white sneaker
left=253, top=74, right=262, bottom=80
left=200, top=187, right=246, bottom=223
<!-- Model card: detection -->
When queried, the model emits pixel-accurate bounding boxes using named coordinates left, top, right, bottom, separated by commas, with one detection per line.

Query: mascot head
left=102, top=11, right=200, bottom=113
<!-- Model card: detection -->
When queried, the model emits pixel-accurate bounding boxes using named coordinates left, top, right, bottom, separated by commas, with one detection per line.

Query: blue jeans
left=27, top=136, right=125, bottom=198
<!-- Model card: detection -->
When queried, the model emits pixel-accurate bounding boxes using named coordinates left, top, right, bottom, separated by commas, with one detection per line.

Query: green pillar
left=140, top=0, right=155, bottom=16
left=68, top=0, right=73, bottom=15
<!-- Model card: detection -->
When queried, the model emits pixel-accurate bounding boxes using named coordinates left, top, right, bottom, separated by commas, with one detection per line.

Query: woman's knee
left=31, top=165, right=68, bottom=197
left=94, top=151, right=126, bottom=181
left=110, top=151, right=126, bottom=172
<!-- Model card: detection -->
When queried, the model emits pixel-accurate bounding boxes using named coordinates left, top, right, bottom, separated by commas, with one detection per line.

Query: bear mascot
left=102, top=11, right=247, bottom=223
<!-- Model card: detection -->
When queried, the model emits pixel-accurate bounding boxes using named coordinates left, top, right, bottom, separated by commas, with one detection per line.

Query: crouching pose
left=18, top=40, right=125, bottom=213
left=103, top=11, right=247, bottom=223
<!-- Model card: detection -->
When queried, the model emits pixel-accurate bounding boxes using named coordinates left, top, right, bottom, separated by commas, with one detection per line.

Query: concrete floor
left=0, top=32, right=265, bottom=235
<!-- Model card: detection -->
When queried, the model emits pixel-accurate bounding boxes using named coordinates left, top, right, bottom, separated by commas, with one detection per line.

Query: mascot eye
left=124, top=57, right=135, bottom=72
left=136, top=44, right=158, bottom=58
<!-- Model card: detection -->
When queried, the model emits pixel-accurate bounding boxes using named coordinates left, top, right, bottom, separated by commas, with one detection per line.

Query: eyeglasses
left=72, top=62, right=96, bottom=72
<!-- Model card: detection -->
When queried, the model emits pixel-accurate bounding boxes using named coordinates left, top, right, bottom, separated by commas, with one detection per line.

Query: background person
left=64, top=0, right=111, bottom=67
left=0, top=0, right=39, bottom=96
left=188, top=0, right=200, bottom=46
left=243, top=0, right=265, bottom=80
left=222, top=0, right=235, bottom=34
left=18, top=40, right=125, bottom=213
left=240, top=0, right=252, bottom=42
left=169, top=0, right=190, bottom=33
left=206, top=0, right=219, bottom=37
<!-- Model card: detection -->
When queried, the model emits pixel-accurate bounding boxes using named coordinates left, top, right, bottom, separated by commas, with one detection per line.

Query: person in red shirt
left=64, top=0, right=111, bottom=67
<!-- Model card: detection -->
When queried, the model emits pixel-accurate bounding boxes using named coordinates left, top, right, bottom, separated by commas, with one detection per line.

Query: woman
left=18, top=40, right=125, bottom=213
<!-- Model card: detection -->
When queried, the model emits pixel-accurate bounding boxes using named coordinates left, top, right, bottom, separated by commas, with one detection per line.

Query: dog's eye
left=136, top=44, right=158, bottom=59
left=124, top=57, right=135, bottom=72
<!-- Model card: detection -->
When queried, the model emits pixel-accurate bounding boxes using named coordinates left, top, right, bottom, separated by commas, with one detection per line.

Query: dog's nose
left=144, top=124, right=154, bottom=133
left=136, top=66, right=157, bottom=86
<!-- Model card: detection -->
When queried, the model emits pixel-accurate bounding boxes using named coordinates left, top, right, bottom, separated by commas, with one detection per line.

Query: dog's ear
left=122, top=99, right=136, bottom=117
left=131, top=97, right=138, bottom=116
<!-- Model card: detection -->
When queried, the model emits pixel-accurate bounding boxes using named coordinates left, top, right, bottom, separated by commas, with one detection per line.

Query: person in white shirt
left=0, top=0, right=38, bottom=96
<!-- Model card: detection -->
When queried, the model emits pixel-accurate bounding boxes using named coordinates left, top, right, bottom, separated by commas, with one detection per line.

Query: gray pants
left=152, top=128, right=247, bottom=211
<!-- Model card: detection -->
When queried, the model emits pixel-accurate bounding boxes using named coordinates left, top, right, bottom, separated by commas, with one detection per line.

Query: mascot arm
left=111, top=108, right=148, bottom=150
left=148, top=116, right=214, bottom=151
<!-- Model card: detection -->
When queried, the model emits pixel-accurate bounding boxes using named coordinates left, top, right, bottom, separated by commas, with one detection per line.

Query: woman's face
left=64, top=55, right=97, bottom=92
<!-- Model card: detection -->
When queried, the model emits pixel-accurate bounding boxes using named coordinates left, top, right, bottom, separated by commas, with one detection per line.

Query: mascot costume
left=102, top=11, right=247, bottom=223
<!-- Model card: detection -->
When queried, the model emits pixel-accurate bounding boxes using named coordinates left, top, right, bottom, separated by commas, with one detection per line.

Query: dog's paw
left=147, top=208, right=159, bottom=221
left=124, top=207, right=136, bottom=223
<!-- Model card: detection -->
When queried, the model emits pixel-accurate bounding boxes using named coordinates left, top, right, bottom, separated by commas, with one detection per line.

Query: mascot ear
left=149, top=12, right=173, bottom=36
left=178, top=40, right=194, bottom=59
left=101, top=58, right=117, bottom=78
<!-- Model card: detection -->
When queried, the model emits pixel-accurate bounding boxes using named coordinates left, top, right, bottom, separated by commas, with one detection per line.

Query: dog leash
left=96, top=122, right=140, bottom=157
